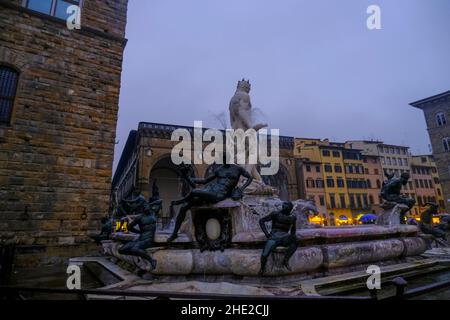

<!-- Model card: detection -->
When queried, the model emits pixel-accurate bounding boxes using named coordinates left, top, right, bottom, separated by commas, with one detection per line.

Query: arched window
left=443, top=137, right=450, bottom=152
left=436, top=112, right=447, bottom=126
left=0, top=65, right=19, bottom=125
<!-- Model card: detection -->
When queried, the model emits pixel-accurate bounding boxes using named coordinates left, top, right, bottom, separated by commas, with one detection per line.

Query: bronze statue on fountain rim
left=117, top=183, right=162, bottom=271
left=380, top=171, right=416, bottom=224
left=167, top=153, right=253, bottom=242
left=257, top=201, right=299, bottom=275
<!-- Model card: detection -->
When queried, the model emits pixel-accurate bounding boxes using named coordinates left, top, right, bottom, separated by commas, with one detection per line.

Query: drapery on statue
left=167, top=153, right=253, bottom=242
left=380, top=171, right=416, bottom=224
left=118, top=184, right=162, bottom=271
left=257, top=201, right=298, bottom=275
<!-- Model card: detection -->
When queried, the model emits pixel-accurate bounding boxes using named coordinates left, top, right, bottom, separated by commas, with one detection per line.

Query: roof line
left=410, top=90, right=450, bottom=108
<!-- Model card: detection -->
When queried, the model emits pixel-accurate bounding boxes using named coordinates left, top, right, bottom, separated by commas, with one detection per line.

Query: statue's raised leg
left=167, top=203, right=191, bottom=242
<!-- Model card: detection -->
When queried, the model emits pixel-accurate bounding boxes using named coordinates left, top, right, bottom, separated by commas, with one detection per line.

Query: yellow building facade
left=295, top=139, right=370, bottom=225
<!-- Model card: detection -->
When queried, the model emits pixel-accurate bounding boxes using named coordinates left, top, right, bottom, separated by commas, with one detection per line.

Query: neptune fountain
left=95, top=80, right=427, bottom=282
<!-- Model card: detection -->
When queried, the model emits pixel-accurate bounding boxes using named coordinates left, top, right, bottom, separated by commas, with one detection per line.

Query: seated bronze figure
left=167, top=154, right=253, bottom=242
left=258, top=201, right=298, bottom=275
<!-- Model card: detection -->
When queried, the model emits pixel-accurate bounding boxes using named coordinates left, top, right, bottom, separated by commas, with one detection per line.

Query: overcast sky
left=114, top=0, right=450, bottom=170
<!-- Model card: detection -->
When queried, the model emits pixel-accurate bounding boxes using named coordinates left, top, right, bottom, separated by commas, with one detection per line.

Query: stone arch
left=0, top=47, right=28, bottom=71
left=148, top=155, right=196, bottom=220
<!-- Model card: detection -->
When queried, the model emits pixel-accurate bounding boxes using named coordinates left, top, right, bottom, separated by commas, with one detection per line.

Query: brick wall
left=421, top=99, right=450, bottom=209
left=0, top=0, right=129, bottom=266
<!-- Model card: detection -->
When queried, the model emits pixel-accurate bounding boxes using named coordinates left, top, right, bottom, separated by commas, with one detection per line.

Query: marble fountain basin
left=103, top=224, right=427, bottom=277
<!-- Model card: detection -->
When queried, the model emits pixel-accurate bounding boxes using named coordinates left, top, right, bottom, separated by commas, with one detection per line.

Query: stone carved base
left=377, top=203, right=409, bottom=226
left=102, top=235, right=427, bottom=277
left=193, top=209, right=231, bottom=252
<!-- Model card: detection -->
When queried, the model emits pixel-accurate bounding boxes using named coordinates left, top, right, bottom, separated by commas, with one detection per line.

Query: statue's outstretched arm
left=290, top=216, right=297, bottom=236
left=239, top=167, right=253, bottom=192
left=259, top=213, right=274, bottom=239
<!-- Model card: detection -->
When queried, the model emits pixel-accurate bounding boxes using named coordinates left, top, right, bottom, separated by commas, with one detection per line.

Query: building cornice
left=410, top=91, right=450, bottom=109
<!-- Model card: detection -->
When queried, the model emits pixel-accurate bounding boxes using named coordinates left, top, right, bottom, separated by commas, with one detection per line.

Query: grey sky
left=114, top=0, right=450, bottom=170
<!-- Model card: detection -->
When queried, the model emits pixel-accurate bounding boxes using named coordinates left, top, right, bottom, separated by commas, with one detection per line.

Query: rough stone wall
left=0, top=0, right=128, bottom=266
left=422, top=97, right=450, bottom=210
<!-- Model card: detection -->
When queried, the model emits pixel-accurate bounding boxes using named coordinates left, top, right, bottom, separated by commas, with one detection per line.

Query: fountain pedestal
left=103, top=198, right=427, bottom=276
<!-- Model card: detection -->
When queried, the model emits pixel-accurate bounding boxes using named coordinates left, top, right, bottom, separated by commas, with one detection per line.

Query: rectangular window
left=305, top=165, right=311, bottom=172
left=349, top=194, right=355, bottom=208
left=444, top=138, right=450, bottom=152
left=356, top=195, right=363, bottom=208
left=337, top=178, right=345, bottom=188
left=24, top=0, right=81, bottom=20
left=324, top=164, right=333, bottom=173
left=0, top=66, right=19, bottom=125
left=319, top=196, right=325, bottom=206
left=316, top=179, right=324, bottom=188
left=322, top=150, right=331, bottom=157
left=332, top=151, right=340, bottom=158
left=339, top=194, right=346, bottom=208
left=315, top=165, right=321, bottom=173
left=329, top=194, right=336, bottom=209
left=363, top=195, right=369, bottom=208
left=326, top=177, right=335, bottom=188
left=334, top=165, right=342, bottom=173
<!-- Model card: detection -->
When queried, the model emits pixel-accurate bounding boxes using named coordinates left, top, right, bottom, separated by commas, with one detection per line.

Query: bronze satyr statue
left=258, top=201, right=298, bottom=275
left=167, top=154, right=253, bottom=242
left=118, top=197, right=162, bottom=271
left=380, top=172, right=416, bottom=224
left=419, top=203, right=447, bottom=241
left=91, top=216, right=113, bottom=245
